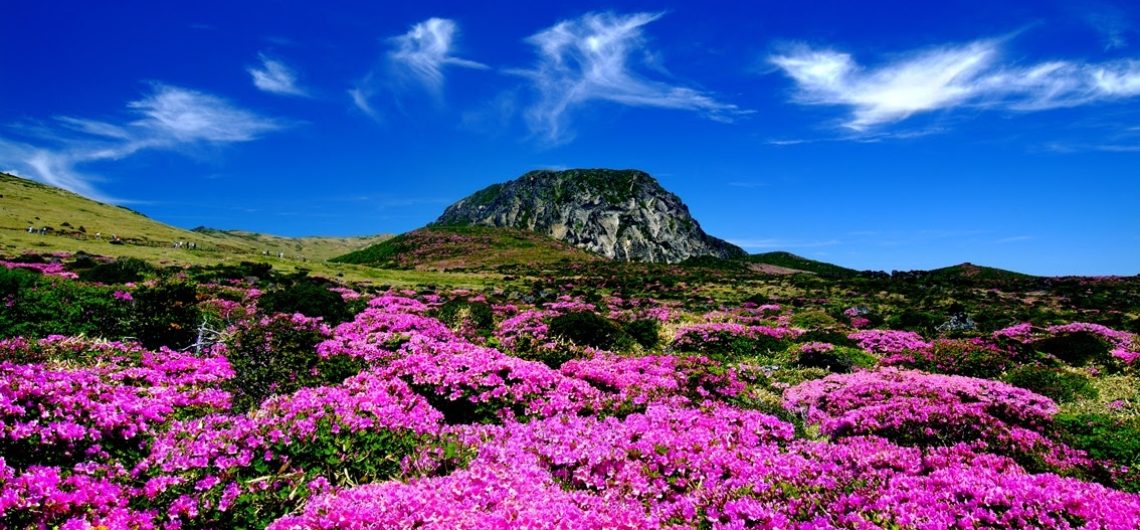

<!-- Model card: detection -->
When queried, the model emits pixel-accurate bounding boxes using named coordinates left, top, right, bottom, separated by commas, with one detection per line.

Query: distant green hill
left=746, top=251, right=860, bottom=277
left=925, top=262, right=1036, bottom=281
left=332, top=224, right=600, bottom=271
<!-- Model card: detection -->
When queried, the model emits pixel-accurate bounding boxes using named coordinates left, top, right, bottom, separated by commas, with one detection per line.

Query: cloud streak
left=770, top=39, right=1140, bottom=130
left=351, top=18, right=486, bottom=118
left=518, top=11, right=746, bottom=142
left=0, top=84, right=281, bottom=201
left=248, top=54, right=308, bottom=96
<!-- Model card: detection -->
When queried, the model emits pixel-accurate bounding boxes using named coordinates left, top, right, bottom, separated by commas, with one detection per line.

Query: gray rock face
left=435, top=169, right=745, bottom=263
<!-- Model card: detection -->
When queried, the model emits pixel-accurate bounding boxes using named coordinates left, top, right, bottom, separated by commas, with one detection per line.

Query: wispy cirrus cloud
left=517, top=11, right=747, bottom=142
left=770, top=39, right=1140, bottom=131
left=351, top=18, right=486, bottom=119
left=0, top=84, right=281, bottom=201
left=248, top=53, right=308, bottom=96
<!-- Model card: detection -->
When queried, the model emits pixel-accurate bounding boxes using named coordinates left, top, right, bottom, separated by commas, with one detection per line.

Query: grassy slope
left=0, top=172, right=498, bottom=287
left=333, top=224, right=601, bottom=271
left=926, top=262, right=1036, bottom=281
left=746, top=251, right=860, bottom=277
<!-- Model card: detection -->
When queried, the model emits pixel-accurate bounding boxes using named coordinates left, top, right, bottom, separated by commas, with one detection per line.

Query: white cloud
left=351, top=18, right=486, bottom=120
left=390, top=18, right=487, bottom=91
left=128, top=84, right=280, bottom=142
left=771, top=39, right=1140, bottom=130
left=518, top=11, right=745, bottom=142
left=771, top=41, right=998, bottom=130
left=0, top=84, right=281, bottom=201
left=248, top=54, right=308, bottom=96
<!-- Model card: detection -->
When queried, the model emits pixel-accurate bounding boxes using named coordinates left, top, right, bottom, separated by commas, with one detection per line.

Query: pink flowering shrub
left=672, top=322, right=801, bottom=358
left=267, top=459, right=656, bottom=530
left=379, top=338, right=603, bottom=423
left=881, top=337, right=1018, bottom=378
left=1, top=259, right=78, bottom=279
left=0, top=346, right=232, bottom=469
left=494, top=309, right=556, bottom=353
left=136, top=370, right=445, bottom=528
left=849, top=329, right=932, bottom=355
left=560, top=353, right=745, bottom=406
left=317, top=307, right=457, bottom=363
left=784, top=368, right=1090, bottom=472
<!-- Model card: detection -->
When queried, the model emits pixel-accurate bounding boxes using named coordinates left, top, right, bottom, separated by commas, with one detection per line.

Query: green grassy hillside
left=0, top=172, right=501, bottom=287
left=1, top=172, right=390, bottom=260
left=746, top=251, right=860, bottom=277
left=332, top=224, right=601, bottom=271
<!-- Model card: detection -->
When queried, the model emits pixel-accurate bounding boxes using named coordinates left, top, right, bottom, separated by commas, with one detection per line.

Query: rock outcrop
left=435, top=169, right=744, bottom=263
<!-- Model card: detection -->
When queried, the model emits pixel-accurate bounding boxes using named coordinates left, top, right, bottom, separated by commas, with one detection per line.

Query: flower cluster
left=784, top=368, right=1090, bottom=471
left=848, top=328, right=932, bottom=355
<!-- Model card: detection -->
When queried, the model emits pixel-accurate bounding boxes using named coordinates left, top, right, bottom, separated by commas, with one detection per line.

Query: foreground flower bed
left=3, top=293, right=1140, bottom=529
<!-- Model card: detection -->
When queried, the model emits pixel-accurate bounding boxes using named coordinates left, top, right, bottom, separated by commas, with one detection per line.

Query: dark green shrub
left=796, top=345, right=876, bottom=373
left=77, top=257, right=153, bottom=284
left=790, top=309, right=839, bottom=329
left=127, top=281, right=200, bottom=350
left=0, top=268, right=130, bottom=340
left=224, top=314, right=365, bottom=412
left=1033, top=332, right=1112, bottom=366
left=1004, top=365, right=1098, bottom=403
left=548, top=311, right=635, bottom=352
left=795, top=329, right=858, bottom=348
left=1054, top=413, right=1140, bottom=493
left=622, top=319, right=661, bottom=349
left=886, top=309, right=942, bottom=334
left=259, top=278, right=352, bottom=324
left=436, top=299, right=494, bottom=336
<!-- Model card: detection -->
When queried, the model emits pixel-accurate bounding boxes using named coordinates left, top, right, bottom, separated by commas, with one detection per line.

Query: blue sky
left=2, top=1, right=1138, bottom=275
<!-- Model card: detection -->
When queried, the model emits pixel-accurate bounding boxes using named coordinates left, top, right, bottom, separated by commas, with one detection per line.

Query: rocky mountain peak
left=434, top=168, right=744, bottom=263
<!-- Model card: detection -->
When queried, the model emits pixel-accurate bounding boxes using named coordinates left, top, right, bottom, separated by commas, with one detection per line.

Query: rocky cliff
left=434, top=169, right=745, bottom=263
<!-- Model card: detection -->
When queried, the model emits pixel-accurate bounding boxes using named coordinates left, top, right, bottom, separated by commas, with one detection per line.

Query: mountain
left=331, top=224, right=599, bottom=271
left=434, top=169, right=745, bottom=263
left=0, top=172, right=389, bottom=261
left=746, top=251, right=860, bottom=277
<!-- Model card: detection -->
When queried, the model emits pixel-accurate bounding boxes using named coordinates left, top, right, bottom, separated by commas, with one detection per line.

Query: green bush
left=796, top=345, right=876, bottom=373
left=259, top=277, right=352, bottom=324
left=1033, top=332, right=1113, bottom=367
left=548, top=311, right=635, bottom=352
left=76, top=257, right=153, bottom=284
left=790, top=309, right=839, bottom=329
left=795, top=329, right=858, bottom=348
left=1054, top=413, right=1140, bottom=493
left=0, top=267, right=131, bottom=340
left=1003, top=365, right=1098, bottom=403
left=622, top=319, right=661, bottom=349
left=127, top=281, right=200, bottom=350
left=223, top=315, right=365, bottom=412
left=436, top=299, right=494, bottom=336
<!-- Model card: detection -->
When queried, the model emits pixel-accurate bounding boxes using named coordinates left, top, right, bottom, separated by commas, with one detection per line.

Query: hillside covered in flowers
left=3, top=252, right=1140, bottom=529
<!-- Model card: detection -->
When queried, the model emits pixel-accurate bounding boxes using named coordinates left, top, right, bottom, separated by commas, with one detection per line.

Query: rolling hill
left=331, top=224, right=600, bottom=271
left=746, top=251, right=860, bottom=277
